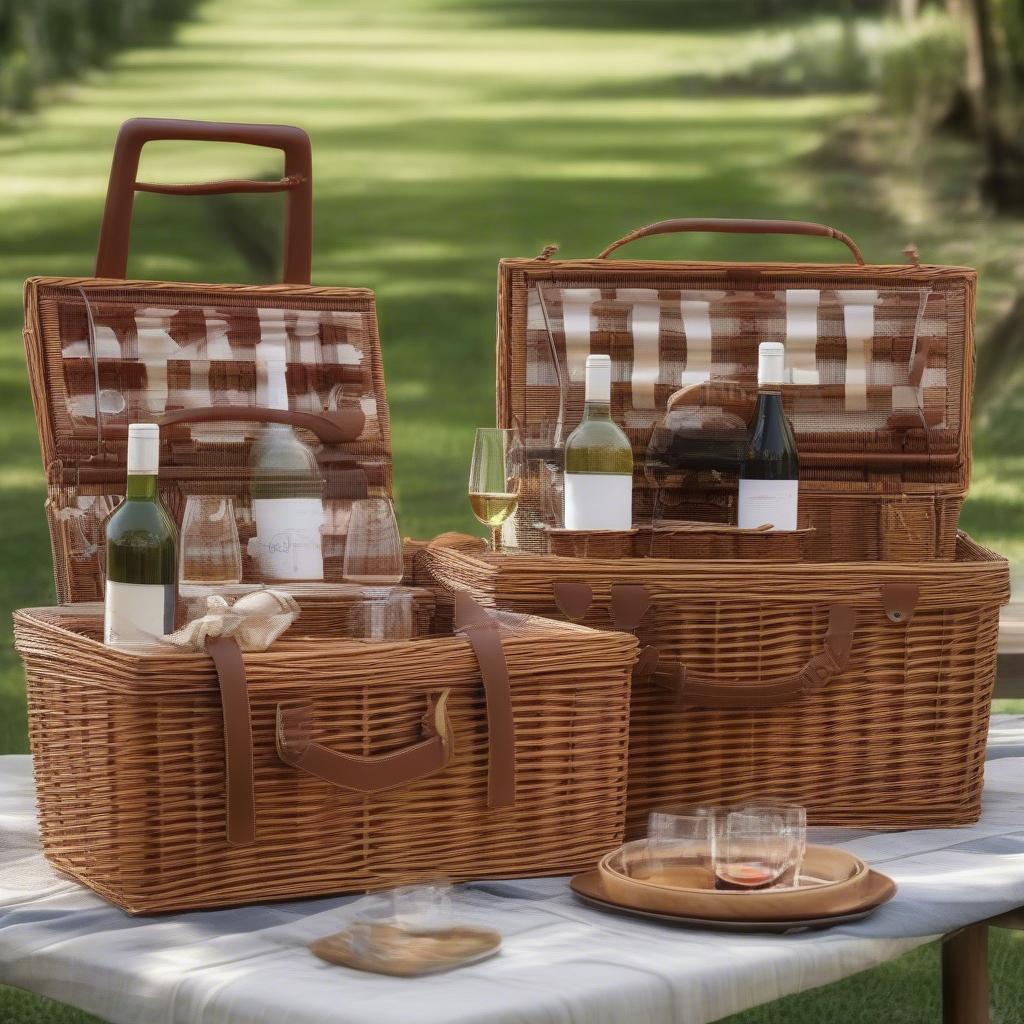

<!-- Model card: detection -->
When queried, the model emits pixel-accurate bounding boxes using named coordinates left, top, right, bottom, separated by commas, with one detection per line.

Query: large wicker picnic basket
left=500, top=219, right=975, bottom=561
left=418, top=220, right=1011, bottom=831
left=13, top=118, right=638, bottom=913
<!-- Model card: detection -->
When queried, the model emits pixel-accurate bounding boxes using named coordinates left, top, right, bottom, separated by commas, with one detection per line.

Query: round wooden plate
left=570, top=868, right=896, bottom=934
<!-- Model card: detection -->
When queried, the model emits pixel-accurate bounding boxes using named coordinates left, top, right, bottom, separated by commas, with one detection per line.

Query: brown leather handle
left=205, top=596, right=515, bottom=845
left=654, top=605, right=856, bottom=708
left=276, top=690, right=453, bottom=793
left=206, top=635, right=256, bottom=847
left=598, top=218, right=865, bottom=265
left=159, top=405, right=365, bottom=444
left=96, top=118, right=313, bottom=282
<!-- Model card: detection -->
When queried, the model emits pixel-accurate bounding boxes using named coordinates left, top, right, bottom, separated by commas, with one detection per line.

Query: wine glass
left=713, top=810, right=789, bottom=891
left=468, top=428, right=522, bottom=552
left=179, top=495, right=242, bottom=585
left=343, top=498, right=404, bottom=585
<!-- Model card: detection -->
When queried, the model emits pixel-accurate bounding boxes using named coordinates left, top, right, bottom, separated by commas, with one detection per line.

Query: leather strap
left=880, top=583, right=920, bottom=624
left=159, top=405, right=365, bottom=444
left=96, top=118, right=313, bottom=282
left=655, top=605, right=856, bottom=708
left=276, top=691, right=453, bottom=793
left=552, top=581, right=594, bottom=621
left=598, top=218, right=865, bottom=265
left=205, top=636, right=256, bottom=847
left=454, top=593, right=517, bottom=808
left=609, top=583, right=651, bottom=631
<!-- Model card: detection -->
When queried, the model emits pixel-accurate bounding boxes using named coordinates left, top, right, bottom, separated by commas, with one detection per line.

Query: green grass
left=0, top=1, right=1022, bottom=1021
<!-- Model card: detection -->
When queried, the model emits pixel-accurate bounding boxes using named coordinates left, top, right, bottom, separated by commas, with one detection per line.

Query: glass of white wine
left=468, top=428, right=522, bottom=552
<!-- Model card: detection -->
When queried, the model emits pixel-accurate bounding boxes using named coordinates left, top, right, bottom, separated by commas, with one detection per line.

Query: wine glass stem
left=490, top=526, right=501, bottom=553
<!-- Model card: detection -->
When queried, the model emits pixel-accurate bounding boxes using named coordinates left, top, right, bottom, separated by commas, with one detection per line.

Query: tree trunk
left=948, top=0, right=1024, bottom=209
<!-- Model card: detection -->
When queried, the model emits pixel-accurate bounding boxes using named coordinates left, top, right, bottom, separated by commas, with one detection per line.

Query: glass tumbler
left=343, top=498, right=404, bottom=585
left=179, top=495, right=242, bottom=585
left=713, top=810, right=790, bottom=892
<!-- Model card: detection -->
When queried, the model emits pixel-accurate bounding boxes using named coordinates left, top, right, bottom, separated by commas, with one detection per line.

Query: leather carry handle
left=159, top=404, right=365, bottom=444
left=276, top=691, right=454, bottom=793
left=207, top=595, right=515, bottom=846
left=96, top=117, right=313, bottom=282
left=654, top=605, right=856, bottom=709
left=598, top=218, right=865, bottom=265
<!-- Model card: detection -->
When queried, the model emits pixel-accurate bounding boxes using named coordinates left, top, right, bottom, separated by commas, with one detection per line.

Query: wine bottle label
left=737, top=479, right=799, bottom=531
left=104, top=581, right=175, bottom=649
left=564, top=473, right=632, bottom=531
left=252, top=497, right=325, bottom=580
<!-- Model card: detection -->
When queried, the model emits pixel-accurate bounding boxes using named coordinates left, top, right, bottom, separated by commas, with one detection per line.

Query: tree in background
left=946, top=0, right=1024, bottom=209
left=0, top=0, right=197, bottom=116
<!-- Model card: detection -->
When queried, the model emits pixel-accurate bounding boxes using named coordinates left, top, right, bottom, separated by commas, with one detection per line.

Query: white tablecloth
left=2, top=717, right=1024, bottom=1024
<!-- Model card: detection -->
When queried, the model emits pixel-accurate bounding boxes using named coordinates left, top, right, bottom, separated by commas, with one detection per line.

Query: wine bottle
left=738, top=342, right=799, bottom=531
left=103, top=423, right=177, bottom=648
left=563, top=354, right=633, bottom=530
left=250, top=349, right=325, bottom=581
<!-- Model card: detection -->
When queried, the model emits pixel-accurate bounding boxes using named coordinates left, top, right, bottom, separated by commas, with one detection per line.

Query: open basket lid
left=23, top=119, right=393, bottom=494
left=23, top=119, right=394, bottom=603
left=496, top=217, right=975, bottom=493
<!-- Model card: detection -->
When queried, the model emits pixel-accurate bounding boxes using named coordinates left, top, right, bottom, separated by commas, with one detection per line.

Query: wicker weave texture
left=24, top=276, right=393, bottom=603
left=495, top=258, right=975, bottom=560
left=417, top=533, right=1009, bottom=830
left=13, top=605, right=636, bottom=914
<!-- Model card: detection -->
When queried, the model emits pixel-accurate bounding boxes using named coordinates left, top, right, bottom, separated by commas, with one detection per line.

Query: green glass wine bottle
left=563, top=354, right=633, bottom=530
left=103, top=423, right=178, bottom=648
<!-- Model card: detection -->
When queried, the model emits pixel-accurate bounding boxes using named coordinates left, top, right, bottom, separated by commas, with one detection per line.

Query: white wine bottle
left=563, top=354, right=633, bottom=530
left=250, top=314, right=325, bottom=580
left=738, top=341, right=800, bottom=531
left=104, top=423, right=178, bottom=648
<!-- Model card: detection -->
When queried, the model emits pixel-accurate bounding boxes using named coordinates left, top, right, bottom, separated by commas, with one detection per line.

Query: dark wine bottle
left=738, top=342, right=799, bottom=531
left=103, top=423, right=178, bottom=648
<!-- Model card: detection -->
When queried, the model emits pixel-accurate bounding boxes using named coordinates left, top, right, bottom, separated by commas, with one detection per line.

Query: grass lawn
left=0, top=0, right=1021, bottom=1020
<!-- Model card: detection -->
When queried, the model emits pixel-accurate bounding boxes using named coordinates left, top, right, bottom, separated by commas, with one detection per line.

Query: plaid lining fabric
left=525, top=283, right=954, bottom=440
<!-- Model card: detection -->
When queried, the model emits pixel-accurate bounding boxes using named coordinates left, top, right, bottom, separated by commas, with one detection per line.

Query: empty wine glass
left=468, top=428, right=522, bottom=552
left=343, top=498, right=404, bottom=585
left=713, top=810, right=790, bottom=892
left=179, top=495, right=242, bottom=585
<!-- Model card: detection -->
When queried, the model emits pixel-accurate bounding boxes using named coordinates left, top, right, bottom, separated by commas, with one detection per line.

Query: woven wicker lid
left=23, top=276, right=392, bottom=491
left=496, top=219, right=976, bottom=487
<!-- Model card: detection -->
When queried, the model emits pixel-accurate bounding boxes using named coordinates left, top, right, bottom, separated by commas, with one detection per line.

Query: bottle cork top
left=757, top=341, right=786, bottom=386
left=127, top=423, right=160, bottom=475
left=584, top=353, right=612, bottom=403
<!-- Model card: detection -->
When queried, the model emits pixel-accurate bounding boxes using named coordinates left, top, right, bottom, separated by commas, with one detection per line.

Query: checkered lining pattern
left=25, top=277, right=393, bottom=600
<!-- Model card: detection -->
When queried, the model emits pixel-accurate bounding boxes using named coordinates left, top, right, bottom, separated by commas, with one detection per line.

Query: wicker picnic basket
left=13, top=599, right=635, bottom=914
left=418, top=532, right=1009, bottom=832
left=419, top=219, right=1010, bottom=830
left=13, top=118, right=638, bottom=912
left=499, top=219, right=974, bottom=561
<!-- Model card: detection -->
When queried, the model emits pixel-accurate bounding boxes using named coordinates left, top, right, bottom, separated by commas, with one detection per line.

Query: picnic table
left=1, top=711, right=1022, bottom=1024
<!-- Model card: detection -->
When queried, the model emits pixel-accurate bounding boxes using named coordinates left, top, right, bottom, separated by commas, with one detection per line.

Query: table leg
left=942, top=922, right=990, bottom=1024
